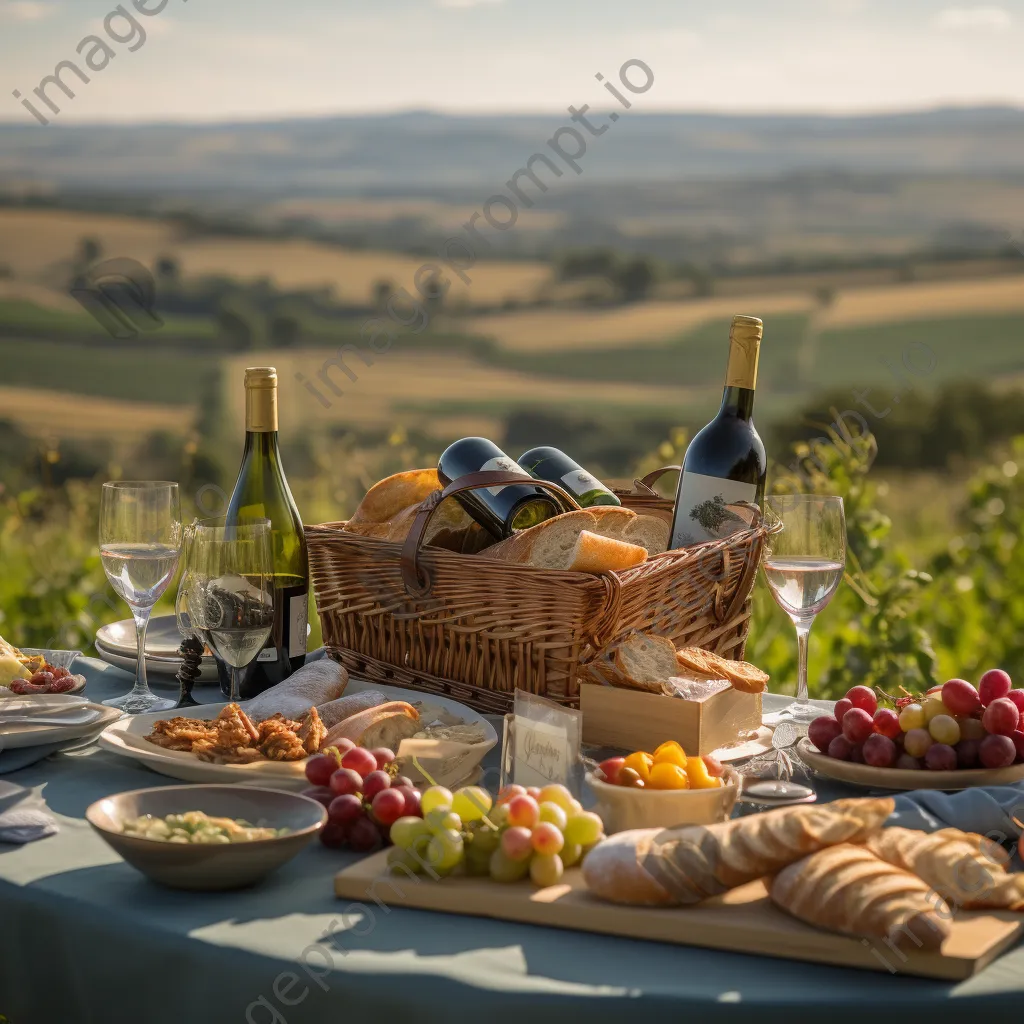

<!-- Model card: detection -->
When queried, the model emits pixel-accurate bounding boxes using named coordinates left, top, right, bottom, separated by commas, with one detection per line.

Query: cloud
left=435, top=0, right=503, bottom=8
left=936, top=6, right=1012, bottom=30
left=0, top=0, right=58, bottom=20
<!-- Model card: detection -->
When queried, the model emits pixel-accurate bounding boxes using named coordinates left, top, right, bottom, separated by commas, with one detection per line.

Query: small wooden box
left=579, top=681, right=762, bottom=754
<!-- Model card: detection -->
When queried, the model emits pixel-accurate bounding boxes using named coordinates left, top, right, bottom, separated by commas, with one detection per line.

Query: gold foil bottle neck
left=726, top=315, right=762, bottom=390
left=244, top=366, right=279, bottom=432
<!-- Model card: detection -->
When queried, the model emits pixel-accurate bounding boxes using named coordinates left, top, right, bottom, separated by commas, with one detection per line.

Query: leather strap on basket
left=637, top=465, right=681, bottom=492
left=400, top=472, right=581, bottom=597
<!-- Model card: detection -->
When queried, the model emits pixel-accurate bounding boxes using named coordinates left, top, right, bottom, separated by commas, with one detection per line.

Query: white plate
left=0, top=697, right=122, bottom=749
left=99, top=682, right=499, bottom=790
left=797, top=736, right=1024, bottom=791
left=94, top=640, right=220, bottom=684
left=96, top=615, right=192, bottom=658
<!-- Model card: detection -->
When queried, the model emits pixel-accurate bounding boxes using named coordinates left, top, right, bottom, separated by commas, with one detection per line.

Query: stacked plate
left=0, top=694, right=122, bottom=750
left=95, top=616, right=219, bottom=684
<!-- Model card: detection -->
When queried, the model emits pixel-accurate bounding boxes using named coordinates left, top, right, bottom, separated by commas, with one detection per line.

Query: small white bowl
left=585, top=766, right=741, bottom=834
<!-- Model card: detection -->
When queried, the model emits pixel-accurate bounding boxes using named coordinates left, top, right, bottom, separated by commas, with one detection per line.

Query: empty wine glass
left=184, top=518, right=274, bottom=703
left=99, top=481, right=182, bottom=714
left=762, top=494, right=846, bottom=723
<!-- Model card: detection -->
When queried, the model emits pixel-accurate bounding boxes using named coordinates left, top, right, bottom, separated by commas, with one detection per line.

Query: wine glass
left=99, top=481, right=182, bottom=714
left=184, top=518, right=274, bottom=703
left=762, top=494, right=846, bottom=723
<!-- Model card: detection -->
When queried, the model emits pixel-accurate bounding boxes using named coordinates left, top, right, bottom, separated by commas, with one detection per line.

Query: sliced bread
left=676, top=647, right=769, bottom=694
left=588, top=630, right=679, bottom=692
left=477, top=510, right=598, bottom=566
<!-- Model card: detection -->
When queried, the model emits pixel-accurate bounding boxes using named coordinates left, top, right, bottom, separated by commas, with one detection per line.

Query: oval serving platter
left=797, top=736, right=1024, bottom=791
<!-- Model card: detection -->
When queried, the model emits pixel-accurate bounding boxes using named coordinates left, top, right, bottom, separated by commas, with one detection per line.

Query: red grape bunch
left=302, top=740, right=423, bottom=852
left=808, top=670, right=1024, bottom=772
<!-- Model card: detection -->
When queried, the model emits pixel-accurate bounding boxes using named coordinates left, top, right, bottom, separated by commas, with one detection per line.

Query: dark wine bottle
left=437, top=437, right=561, bottom=538
left=518, top=446, right=620, bottom=508
left=669, top=315, right=767, bottom=548
left=221, top=367, right=309, bottom=699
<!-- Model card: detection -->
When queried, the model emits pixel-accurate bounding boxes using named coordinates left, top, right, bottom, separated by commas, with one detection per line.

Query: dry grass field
left=0, top=385, right=191, bottom=440
left=224, top=350, right=694, bottom=433
left=462, top=293, right=815, bottom=352
left=820, top=274, right=1024, bottom=329
left=0, top=208, right=552, bottom=308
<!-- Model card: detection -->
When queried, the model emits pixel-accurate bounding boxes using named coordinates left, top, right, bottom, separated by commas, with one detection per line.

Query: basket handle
left=636, top=465, right=681, bottom=493
left=400, top=472, right=581, bottom=597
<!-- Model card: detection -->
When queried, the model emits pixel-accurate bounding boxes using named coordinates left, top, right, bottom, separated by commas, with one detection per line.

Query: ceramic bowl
left=86, top=784, right=326, bottom=891
left=585, top=766, right=741, bottom=834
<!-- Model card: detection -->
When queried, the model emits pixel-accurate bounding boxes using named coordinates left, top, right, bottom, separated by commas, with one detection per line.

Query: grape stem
left=409, top=755, right=499, bottom=832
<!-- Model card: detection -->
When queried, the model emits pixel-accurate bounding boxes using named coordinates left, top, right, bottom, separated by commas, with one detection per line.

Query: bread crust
left=349, top=469, right=439, bottom=525
left=583, top=798, right=895, bottom=907
left=770, top=843, right=951, bottom=950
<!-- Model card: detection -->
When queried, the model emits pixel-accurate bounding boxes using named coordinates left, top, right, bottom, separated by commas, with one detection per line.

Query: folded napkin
left=0, top=740, right=69, bottom=775
left=0, top=780, right=58, bottom=844
left=889, top=785, right=1024, bottom=864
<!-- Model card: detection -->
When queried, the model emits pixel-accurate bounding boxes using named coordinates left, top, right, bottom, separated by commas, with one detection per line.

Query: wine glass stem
left=131, top=606, right=154, bottom=697
left=230, top=666, right=241, bottom=703
left=794, top=618, right=813, bottom=705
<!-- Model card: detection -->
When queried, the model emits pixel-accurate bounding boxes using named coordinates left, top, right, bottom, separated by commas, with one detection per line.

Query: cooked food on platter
left=146, top=703, right=326, bottom=763
left=121, top=811, right=289, bottom=844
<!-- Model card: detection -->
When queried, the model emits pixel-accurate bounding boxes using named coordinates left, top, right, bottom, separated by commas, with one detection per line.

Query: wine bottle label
left=481, top=455, right=533, bottom=495
left=561, top=469, right=602, bottom=494
left=257, top=648, right=277, bottom=663
left=671, top=472, right=757, bottom=548
left=289, top=593, right=309, bottom=659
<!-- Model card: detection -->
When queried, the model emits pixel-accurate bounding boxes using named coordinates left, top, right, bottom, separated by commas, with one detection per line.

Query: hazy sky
left=1, top=0, right=1023, bottom=123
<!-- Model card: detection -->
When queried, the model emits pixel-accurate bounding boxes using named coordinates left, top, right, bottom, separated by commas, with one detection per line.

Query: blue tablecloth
left=2, top=659, right=1024, bottom=1024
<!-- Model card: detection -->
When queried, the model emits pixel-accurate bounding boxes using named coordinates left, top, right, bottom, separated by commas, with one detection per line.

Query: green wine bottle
left=518, top=447, right=621, bottom=508
left=222, top=366, right=309, bottom=699
left=437, top=437, right=561, bottom=538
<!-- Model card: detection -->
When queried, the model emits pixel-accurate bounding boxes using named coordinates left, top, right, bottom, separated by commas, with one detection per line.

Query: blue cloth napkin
left=0, top=780, right=58, bottom=844
left=0, top=740, right=68, bottom=775
left=889, top=785, right=1024, bottom=863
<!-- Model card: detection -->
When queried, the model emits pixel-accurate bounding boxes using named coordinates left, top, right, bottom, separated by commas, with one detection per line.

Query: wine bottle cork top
left=245, top=367, right=278, bottom=389
left=730, top=315, right=763, bottom=342
left=726, top=316, right=762, bottom=389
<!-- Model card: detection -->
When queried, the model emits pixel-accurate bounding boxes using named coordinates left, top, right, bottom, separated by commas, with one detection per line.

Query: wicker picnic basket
left=306, top=467, right=770, bottom=715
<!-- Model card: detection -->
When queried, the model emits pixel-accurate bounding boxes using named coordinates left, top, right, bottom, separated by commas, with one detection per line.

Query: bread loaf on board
left=867, top=826, right=1024, bottom=910
left=582, top=797, right=894, bottom=906
left=769, top=843, right=952, bottom=950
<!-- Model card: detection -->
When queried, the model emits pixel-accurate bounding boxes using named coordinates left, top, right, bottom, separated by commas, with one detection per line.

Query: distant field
left=0, top=385, right=191, bottom=439
left=821, top=275, right=1024, bottom=329
left=0, top=208, right=552, bottom=308
left=0, top=338, right=214, bottom=406
left=462, top=293, right=814, bottom=352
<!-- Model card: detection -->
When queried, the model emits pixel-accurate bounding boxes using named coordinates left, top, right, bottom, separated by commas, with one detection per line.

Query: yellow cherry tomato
left=647, top=763, right=690, bottom=790
left=652, top=741, right=688, bottom=769
left=622, top=751, right=653, bottom=783
left=685, top=756, right=722, bottom=790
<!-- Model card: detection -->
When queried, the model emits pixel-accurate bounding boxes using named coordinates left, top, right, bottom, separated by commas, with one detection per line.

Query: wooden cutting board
left=335, top=852, right=1024, bottom=980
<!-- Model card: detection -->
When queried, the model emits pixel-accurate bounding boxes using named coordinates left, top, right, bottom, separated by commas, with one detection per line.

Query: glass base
left=103, top=690, right=176, bottom=715
left=774, top=698, right=822, bottom=725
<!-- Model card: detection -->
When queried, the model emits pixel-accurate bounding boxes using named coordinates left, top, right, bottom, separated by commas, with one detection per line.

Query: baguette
left=323, top=701, right=420, bottom=751
left=583, top=797, right=894, bottom=907
left=477, top=512, right=646, bottom=572
left=316, top=689, right=391, bottom=730
left=242, top=660, right=348, bottom=722
left=866, top=826, right=1024, bottom=910
left=769, top=843, right=951, bottom=951
left=344, top=497, right=491, bottom=553
left=588, top=507, right=668, bottom=555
